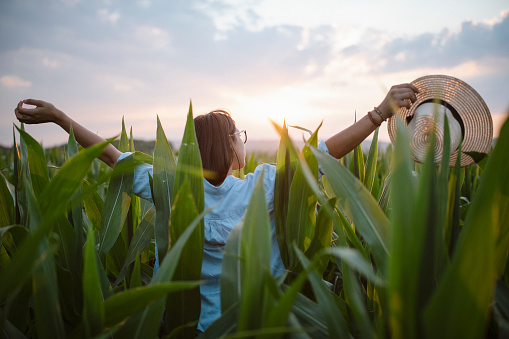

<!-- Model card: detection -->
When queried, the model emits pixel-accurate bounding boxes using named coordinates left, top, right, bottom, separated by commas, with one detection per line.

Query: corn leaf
left=106, top=229, right=127, bottom=277
left=237, top=172, right=272, bottom=332
left=271, top=120, right=349, bottom=273
left=172, top=101, right=204, bottom=230
left=395, top=114, right=441, bottom=336
left=12, top=127, right=21, bottom=226
left=294, top=245, right=350, bottom=338
left=39, top=140, right=112, bottom=226
left=329, top=213, right=378, bottom=339
left=1, top=319, right=26, bottom=339
left=119, top=117, right=129, bottom=152
left=494, top=280, right=509, bottom=338
left=127, top=205, right=212, bottom=339
left=221, top=220, right=243, bottom=313
left=129, top=127, right=141, bottom=243
left=82, top=225, right=105, bottom=336
left=289, top=292, right=328, bottom=338
left=364, top=127, right=379, bottom=193
left=354, top=142, right=365, bottom=182
left=52, top=216, right=76, bottom=267
left=114, top=207, right=155, bottom=287
left=25, top=180, right=66, bottom=339
left=0, top=140, right=110, bottom=304
left=56, top=263, right=81, bottom=326
left=264, top=267, right=310, bottom=335
left=153, top=115, right=177, bottom=263
left=424, top=117, right=509, bottom=339
left=274, top=121, right=296, bottom=267
left=388, top=117, right=419, bottom=338
left=104, top=281, right=201, bottom=328
left=434, top=113, right=451, bottom=279
left=332, top=244, right=377, bottom=339
left=4, top=281, right=31, bottom=334
left=98, top=154, right=134, bottom=254
left=377, top=174, right=391, bottom=212
left=166, top=181, right=203, bottom=337
left=16, top=126, right=49, bottom=196
left=445, top=142, right=462, bottom=257
left=343, top=264, right=373, bottom=339
left=286, top=125, right=319, bottom=269
left=325, top=247, right=383, bottom=286
left=0, top=225, right=28, bottom=255
left=16, top=124, right=30, bottom=227
left=200, top=303, right=239, bottom=338
left=0, top=172, right=14, bottom=227
left=303, top=198, right=335, bottom=275
left=333, top=205, right=368, bottom=261
left=310, top=146, right=390, bottom=274
left=133, top=151, right=153, bottom=165
left=130, top=253, right=142, bottom=288
left=82, top=179, right=104, bottom=230
left=53, top=215, right=81, bottom=318
left=68, top=125, right=84, bottom=275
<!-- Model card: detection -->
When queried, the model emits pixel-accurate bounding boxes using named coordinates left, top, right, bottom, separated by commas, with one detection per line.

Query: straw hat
left=387, top=74, right=493, bottom=167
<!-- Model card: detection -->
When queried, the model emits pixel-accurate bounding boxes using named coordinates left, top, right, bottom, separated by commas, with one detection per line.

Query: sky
left=1, top=0, right=508, bottom=148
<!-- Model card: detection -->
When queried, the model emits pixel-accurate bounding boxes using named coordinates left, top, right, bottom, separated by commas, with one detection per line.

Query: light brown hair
left=194, top=110, right=240, bottom=186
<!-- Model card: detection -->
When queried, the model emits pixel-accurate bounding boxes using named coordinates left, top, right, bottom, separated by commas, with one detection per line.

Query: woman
left=14, top=83, right=418, bottom=331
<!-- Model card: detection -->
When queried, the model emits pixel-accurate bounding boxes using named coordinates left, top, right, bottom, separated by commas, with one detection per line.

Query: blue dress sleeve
left=318, top=140, right=329, bottom=177
left=117, top=152, right=154, bottom=203
left=318, top=139, right=329, bottom=154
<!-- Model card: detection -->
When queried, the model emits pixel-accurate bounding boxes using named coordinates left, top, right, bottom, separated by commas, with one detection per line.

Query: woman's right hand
left=15, top=98, right=122, bottom=167
left=15, top=99, right=65, bottom=125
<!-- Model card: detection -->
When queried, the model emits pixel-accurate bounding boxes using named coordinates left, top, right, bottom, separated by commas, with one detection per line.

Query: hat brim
left=387, top=75, right=493, bottom=167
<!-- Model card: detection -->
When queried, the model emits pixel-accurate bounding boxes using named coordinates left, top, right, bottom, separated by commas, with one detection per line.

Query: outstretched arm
left=325, top=83, right=419, bottom=159
left=15, top=99, right=122, bottom=167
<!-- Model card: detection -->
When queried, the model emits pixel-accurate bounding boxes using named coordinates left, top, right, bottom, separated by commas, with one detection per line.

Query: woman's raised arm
left=325, top=83, right=419, bottom=159
left=15, top=99, right=122, bottom=167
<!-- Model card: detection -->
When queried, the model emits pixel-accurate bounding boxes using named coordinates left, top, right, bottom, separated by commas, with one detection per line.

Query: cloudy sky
left=1, top=0, right=508, bottom=148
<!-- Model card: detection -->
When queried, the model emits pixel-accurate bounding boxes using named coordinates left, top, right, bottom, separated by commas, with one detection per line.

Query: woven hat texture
left=387, top=74, right=493, bottom=167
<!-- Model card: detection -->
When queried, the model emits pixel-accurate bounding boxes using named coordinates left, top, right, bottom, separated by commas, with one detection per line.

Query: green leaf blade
left=83, top=226, right=105, bottom=336
left=424, top=117, right=509, bottom=339
left=165, top=181, right=203, bottom=336
left=310, top=146, right=390, bottom=274
left=153, top=116, right=176, bottom=263
left=98, top=154, right=134, bottom=254
left=237, top=172, right=272, bottom=332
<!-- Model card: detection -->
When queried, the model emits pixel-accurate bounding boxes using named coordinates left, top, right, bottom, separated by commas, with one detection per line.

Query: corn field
left=0, top=105, right=508, bottom=339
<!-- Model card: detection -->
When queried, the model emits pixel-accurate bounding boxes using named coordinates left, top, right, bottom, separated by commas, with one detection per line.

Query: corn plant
left=0, top=107, right=508, bottom=339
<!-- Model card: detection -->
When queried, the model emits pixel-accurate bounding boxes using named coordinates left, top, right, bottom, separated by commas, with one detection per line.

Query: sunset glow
left=1, top=1, right=508, bottom=147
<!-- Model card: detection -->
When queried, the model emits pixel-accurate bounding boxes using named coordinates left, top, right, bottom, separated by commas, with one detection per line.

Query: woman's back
left=120, top=154, right=285, bottom=331
left=199, top=163, right=284, bottom=330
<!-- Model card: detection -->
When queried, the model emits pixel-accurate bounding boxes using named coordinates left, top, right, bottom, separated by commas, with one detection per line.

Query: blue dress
left=116, top=140, right=329, bottom=331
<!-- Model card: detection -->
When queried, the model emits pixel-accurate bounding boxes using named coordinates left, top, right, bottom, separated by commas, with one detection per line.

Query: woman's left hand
left=377, top=83, right=419, bottom=119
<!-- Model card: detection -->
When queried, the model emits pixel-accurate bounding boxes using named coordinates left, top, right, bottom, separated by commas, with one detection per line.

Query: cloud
left=98, top=9, right=120, bottom=24
left=59, top=0, right=80, bottom=6
left=1, top=1, right=507, bottom=147
left=135, top=26, right=170, bottom=49
left=1, top=75, right=32, bottom=88
left=43, top=57, right=58, bottom=68
left=375, top=10, right=509, bottom=72
left=137, top=0, right=151, bottom=8
left=114, top=84, right=131, bottom=92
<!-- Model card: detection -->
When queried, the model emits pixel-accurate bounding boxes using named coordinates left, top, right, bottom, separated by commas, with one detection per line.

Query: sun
left=221, top=86, right=326, bottom=139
